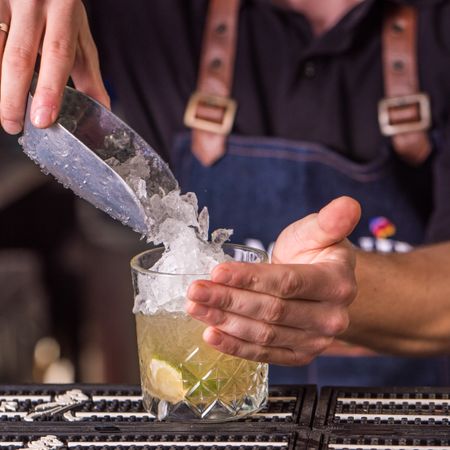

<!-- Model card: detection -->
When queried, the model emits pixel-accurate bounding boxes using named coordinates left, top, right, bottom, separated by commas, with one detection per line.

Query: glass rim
left=130, top=243, right=268, bottom=277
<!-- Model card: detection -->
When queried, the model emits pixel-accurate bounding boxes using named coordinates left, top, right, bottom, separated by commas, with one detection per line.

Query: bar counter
left=1, top=384, right=450, bottom=449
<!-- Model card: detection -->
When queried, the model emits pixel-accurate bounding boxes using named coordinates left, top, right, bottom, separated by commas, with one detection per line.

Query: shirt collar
left=268, top=0, right=442, bottom=58
left=301, top=0, right=378, bottom=58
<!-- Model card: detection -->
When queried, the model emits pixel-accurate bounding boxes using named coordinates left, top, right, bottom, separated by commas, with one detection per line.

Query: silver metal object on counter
left=23, top=389, right=89, bottom=422
left=21, top=79, right=178, bottom=235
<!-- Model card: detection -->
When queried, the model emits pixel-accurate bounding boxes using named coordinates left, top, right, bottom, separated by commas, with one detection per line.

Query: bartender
left=1, top=0, right=450, bottom=386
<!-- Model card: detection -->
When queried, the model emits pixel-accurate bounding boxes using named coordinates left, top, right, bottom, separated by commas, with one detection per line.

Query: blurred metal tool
left=21, top=79, right=178, bottom=235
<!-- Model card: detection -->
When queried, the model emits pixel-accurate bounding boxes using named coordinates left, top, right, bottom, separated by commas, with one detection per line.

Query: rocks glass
left=131, top=243, right=269, bottom=421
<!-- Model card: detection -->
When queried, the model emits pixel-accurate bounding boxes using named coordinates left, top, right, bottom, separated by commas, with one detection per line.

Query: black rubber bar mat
left=0, top=384, right=316, bottom=429
left=314, top=386, right=450, bottom=432
left=311, top=431, right=450, bottom=450
left=0, top=430, right=312, bottom=450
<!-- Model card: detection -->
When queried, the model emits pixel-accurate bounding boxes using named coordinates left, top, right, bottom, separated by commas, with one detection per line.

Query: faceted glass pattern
left=132, top=244, right=269, bottom=421
left=136, top=312, right=268, bottom=421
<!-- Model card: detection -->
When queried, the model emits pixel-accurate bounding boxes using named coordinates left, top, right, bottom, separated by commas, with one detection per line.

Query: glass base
left=142, top=386, right=268, bottom=421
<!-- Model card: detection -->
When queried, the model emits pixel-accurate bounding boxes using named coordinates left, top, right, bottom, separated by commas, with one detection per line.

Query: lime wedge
left=148, top=358, right=185, bottom=403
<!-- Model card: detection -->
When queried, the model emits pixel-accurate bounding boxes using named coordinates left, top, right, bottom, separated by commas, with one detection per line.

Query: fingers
left=30, top=0, right=81, bottom=128
left=1, top=3, right=42, bottom=134
left=0, top=7, right=11, bottom=81
left=201, top=327, right=330, bottom=366
left=187, top=293, right=347, bottom=339
left=0, top=1, right=90, bottom=133
left=187, top=280, right=350, bottom=333
left=273, top=196, right=361, bottom=264
left=187, top=276, right=349, bottom=365
left=207, top=260, right=356, bottom=303
left=70, top=5, right=110, bottom=108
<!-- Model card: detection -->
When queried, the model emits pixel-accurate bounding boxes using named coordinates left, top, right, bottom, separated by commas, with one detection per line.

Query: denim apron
left=172, top=132, right=449, bottom=387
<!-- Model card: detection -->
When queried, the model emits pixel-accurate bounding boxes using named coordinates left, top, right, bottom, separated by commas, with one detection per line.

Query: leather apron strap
left=379, top=2, right=432, bottom=165
left=183, top=0, right=240, bottom=166
left=185, top=1, right=432, bottom=166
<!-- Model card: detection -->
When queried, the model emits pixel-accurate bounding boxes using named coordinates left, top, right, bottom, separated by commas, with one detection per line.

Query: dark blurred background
left=0, top=129, right=148, bottom=384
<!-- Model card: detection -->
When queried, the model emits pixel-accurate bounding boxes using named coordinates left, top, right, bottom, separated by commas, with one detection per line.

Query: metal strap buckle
left=184, top=91, right=237, bottom=135
left=378, top=92, right=431, bottom=136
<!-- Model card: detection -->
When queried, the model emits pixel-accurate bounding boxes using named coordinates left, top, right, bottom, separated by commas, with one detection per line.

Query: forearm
left=342, top=241, right=450, bottom=355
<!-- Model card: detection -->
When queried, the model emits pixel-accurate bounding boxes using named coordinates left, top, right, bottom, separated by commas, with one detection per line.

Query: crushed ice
left=103, top=142, right=233, bottom=315
left=19, top=122, right=233, bottom=315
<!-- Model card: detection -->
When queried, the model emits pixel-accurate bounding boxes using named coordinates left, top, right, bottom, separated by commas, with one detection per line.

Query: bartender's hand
left=0, top=0, right=109, bottom=135
left=187, top=196, right=361, bottom=365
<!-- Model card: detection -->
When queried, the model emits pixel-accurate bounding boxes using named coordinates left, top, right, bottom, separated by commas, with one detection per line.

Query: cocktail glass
left=131, top=243, right=269, bottom=421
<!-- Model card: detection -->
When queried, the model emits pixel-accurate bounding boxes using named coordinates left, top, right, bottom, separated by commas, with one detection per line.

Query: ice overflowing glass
left=99, top=143, right=269, bottom=420
left=131, top=244, right=269, bottom=421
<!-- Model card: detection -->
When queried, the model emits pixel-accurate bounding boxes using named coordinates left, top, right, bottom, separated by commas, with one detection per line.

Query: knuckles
left=213, top=309, right=228, bottom=327
left=45, top=38, right=76, bottom=61
left=263, top=296, right=286, bottom=323
left=319, top=310, right=350, bottom=337
left=338, top=278, right=358, bottom=303
left=216, top=336, right=242, bottom=358
left=288, top=338, right=333, bottom=366
left=0, top=98, right=23, bottom=120
left=215, top=335, right=271, bottom=363
left=254, top=324, right=276, bottom=346
left=278, top=269, right=303, bottom=298
left=252, top=346, right=271, bottom=363
left=35, top=84, right=62, bottom=100
left=308, top=336, right=334, bottom=356
left=331, top=269, right=358, bottom=305
left=4, top=45, right=35, bottom=72
left=220, top=262, right=261, bottom=289
left=218, top=289, right=234, bottom=311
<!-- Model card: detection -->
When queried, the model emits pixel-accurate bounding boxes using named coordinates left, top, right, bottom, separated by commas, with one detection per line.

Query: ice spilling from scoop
left=103, top=140, right=233, bottom=315
left=19, top=121, right=233, bottom=315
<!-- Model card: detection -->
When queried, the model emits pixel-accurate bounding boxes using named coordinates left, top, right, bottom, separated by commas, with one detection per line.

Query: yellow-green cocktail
left=131, top=244, right=268, bottom=421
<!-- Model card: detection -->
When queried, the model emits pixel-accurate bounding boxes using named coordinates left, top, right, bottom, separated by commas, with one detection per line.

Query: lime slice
left=148, top=358, right=185, bottom=403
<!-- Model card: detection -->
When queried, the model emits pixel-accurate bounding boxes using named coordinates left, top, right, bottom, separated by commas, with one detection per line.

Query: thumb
left=273, top=196, right=361, bottom=263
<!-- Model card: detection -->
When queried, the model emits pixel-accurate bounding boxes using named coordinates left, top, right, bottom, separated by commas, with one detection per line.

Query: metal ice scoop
left=21, top=80, right=178, bottom=235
